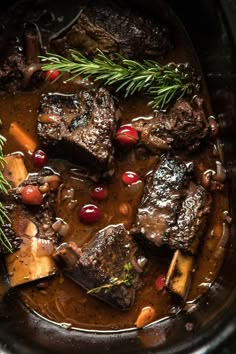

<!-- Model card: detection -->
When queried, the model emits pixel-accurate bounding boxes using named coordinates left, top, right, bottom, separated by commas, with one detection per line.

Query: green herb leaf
left=39, top=50, right=200, bottom=110
left=0, top=125, right=13, bottom=253
left=87, top=262, right=134, bottom=295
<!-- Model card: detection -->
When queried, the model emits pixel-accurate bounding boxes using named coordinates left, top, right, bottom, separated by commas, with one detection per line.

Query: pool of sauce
left=0, top=79, right=228, bottom=330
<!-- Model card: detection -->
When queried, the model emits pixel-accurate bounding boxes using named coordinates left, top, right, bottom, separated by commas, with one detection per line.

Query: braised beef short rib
left=4, top=167, right=61, bottom=286
left=133, top=97, right=209, bottom=152
left=132, top=155, right=211, bottom=253
left=54, top=224, right=146, bottom=310
left=37, top=87, right=118, bottom=171
left=171, top=182, right=211, bottom=253
left=50, top=0, right=170, bottom=60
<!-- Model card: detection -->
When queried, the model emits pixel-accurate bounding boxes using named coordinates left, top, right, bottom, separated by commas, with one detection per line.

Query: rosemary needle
left=40, top=49, right=200, bottom=109
left=0, top=127, right=12, bottom=253
left=87, top=262, right=133, bottom=295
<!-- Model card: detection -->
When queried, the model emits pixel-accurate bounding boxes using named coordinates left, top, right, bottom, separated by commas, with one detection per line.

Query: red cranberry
left=46, top=70, right=60, bottom=82
left=90, top=185, right=108, bottom=201
left=121, top=171, right=140, bottom=185
left=33, top=150, right=48, bottom=168
left=115, top=125, right=138, bottom=147
left=155, top=274, right=166, bottom=291
left=79, top=204, right=101, bottom=224
left=21, top=185, right=43, bottom=205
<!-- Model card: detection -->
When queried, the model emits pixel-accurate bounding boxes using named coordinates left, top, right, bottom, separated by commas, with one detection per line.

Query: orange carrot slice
left=9, top=121, right=37, bottom=154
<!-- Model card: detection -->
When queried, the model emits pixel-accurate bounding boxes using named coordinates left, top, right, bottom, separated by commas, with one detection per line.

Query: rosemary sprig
left=0, top=128, right=12, bottom=253
left=40, top=50, right=199, bottom=109
left=87, top=262, right=133, bottom=295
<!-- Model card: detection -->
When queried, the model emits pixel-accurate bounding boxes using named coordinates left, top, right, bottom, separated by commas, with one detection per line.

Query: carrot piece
left=135, top=306, right=156, bottom=328
left=9, top=121, right=37, bottom=154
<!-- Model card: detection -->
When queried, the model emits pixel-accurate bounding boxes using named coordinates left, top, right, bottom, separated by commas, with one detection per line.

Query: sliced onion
left=137, top=255, right=148, bottom=269
left=23, top=63, right=42, bottom=87
left=212, top=161, right=226, bottom=183
left=58, top=223, right=70, bottom=237
left=52, top=218, right=70, bottom=237
left=126, top=180, right=144, bottom=194
left=40, top=175, right=61, bottom=191
left=218, top=222, right=229, bottom=249
left=202, top=170, right=214, bottom=189
left=222, top=211, right=232, bottom=224
left=35, top=238, right=54, bottom=257
left=52, top=219, right=63, bottom=232
left=214, top=223, right=229, bottom=260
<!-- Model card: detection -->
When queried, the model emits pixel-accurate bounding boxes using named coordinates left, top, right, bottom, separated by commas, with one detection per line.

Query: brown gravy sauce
left=0, top=83, right=227, bottom=330
left=0, top=7, right=228, bottom=330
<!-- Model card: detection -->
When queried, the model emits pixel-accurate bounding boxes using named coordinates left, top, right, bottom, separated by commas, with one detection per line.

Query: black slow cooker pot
left=0, top=0, right=236, bottom=353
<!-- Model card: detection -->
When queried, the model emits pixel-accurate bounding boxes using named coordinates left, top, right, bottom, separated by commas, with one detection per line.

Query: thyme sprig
left=87, top=262, right=133, bottom=295
left=0, top=128, right=12, bottom=253
left=40, top=50, right=199, bottom=109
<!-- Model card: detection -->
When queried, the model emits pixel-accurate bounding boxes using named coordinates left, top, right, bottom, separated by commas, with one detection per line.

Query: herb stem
left=87, top=262, right=133, bottom=295
left=40, top=50, right=199, bottom=109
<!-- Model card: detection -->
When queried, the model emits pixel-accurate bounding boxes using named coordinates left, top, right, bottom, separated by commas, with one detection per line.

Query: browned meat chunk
left=132, top=155, right=189, bottom=248
left=133, top=97, right=209, bottom=152
left=171, top=182, right=211, bottom=253
left=50, top=1, right=170, bottom=60
left=131, top=155, right=211, bottom=253
left=37, top=87, right=118, bottom=171
left=0, top=0, right=170, bottom=93
left=0, top=47, right=25, bottom=92
left=54, top=224, right=147, bottom=310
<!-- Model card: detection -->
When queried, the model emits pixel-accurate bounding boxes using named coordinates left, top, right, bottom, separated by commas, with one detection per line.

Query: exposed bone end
left=6, top=220, right=57, bottom=287
left=165, top=250, right=193, bottom=299
left=53, top=241, right=82, bottom=270
left=3, top=155, right=57, bottom=287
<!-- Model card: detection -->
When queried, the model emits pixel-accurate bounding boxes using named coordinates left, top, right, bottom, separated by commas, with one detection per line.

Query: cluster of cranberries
left=19, top=149, right=49, bottom=205
left=78, top=185, right=108, bottom=224
left=30, top=124, right=140, bottom=224
left=20, top=148, right=60, bottom=205
left=39, top=80, right=165, bottom=291
left=78, top=125, right=140, bottom=224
